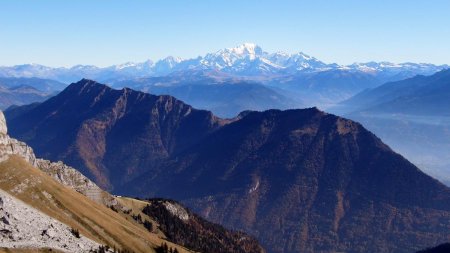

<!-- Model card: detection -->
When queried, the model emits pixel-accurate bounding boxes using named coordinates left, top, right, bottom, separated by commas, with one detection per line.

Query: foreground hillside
left=0, top=111, right=189, bottom=252
left=6, top=79, right=450, bottom=253
left=0, top=110, right=263, bottom=253
left=0, top=186, right=100, bottom=252
left=0, top=155, right=190, bottom=253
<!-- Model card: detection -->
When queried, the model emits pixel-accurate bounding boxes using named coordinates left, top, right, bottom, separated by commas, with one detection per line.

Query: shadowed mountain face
left=127, top=108, right=450, bottom=253
left=5, top=79, right=450, bottom=253
left=5, top=79, right=226, bottom=189
left=417, top=243, right=450, bottom=253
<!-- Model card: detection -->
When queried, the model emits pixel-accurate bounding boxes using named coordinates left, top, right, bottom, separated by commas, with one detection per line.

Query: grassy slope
left=116, top=197, right=166, bottom=238
left=0, top=155, right=192, bottom=253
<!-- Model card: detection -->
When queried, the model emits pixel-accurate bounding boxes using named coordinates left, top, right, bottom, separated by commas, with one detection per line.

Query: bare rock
left=0, top=189, right=100, bottom=252
left=0, top=111, right=7, bottom=135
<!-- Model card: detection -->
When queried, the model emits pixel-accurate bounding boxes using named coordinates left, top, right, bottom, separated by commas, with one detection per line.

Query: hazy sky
left=1, top=0, right=449, bottom=67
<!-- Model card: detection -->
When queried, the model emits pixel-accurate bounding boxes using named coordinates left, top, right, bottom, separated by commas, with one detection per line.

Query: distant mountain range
left=0, top=44, right=447, bottom=117
left=6, top=79, right=450, bottom=253
left=1, top=43, right=447, bottom=84
left=338, top=69, right=450, bottom=116
left=0, top=77, right=66, bottom=109
left=110, top=71, right=298, bottom=118
left=0, top=77, right=66, bottom=92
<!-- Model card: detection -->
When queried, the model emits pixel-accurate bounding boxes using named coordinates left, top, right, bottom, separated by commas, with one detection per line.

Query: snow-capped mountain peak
left=348, top=61, right=448, bottom=76
left=151, top=56, right=183, bottom=75
left=202, top=43, right=266, bottom=68
left=114, top=62, right=138, bottom=70
left=198, top=43, right=333, bottom=74
left=227, top=43, right=263, bottom=57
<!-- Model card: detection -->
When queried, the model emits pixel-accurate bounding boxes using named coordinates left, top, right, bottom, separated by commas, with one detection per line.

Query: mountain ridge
left=6, top=79, right=450, bottom=253
left=6, top=79, right=228, bottom=189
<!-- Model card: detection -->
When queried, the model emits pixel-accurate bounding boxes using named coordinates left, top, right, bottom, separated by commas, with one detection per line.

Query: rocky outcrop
left=36, top=160, right=116, bottom=206
left=0, top=111, right=7, bottom=135
left=0, top=128, right=36, bottom=166
left=0, top=110, right=114, bottom=206
left=0, top=189, right=100, bottom=252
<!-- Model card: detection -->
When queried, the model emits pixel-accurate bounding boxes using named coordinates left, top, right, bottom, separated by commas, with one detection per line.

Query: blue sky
left=1, top=0, right=449, bottom=67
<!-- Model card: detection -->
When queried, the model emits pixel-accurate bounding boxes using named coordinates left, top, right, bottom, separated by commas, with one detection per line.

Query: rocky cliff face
left=35, top=159, right=115, bottom=205
left=0, top=110, right=36, bottom=166
left=0, top=110, right=113, bottom=206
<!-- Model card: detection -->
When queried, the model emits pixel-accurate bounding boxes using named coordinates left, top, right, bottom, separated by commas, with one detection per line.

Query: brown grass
left=0, top=155, right=193, bottom=253
left=116, top=197, right=166, bottom=238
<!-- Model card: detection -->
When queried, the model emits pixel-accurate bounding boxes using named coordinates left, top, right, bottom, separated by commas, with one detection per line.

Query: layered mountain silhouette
left=6, top=79, right=450, bottom=253
left=111, top=68, right=383, bottom=117
left=1, top=45, right=448, bottom=118
left=0, top=77, right=66, bottom=93
left=338, top=69, right=450, bottom=116
left=265, top=69, right=383, bottom=106
left=0, top=77, right=64, bottom=109
left=332, top=69, right=450, bottom=185
left=111, top=71, right=298, bottom=118
left=0, top=84, right=49, bottom=109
